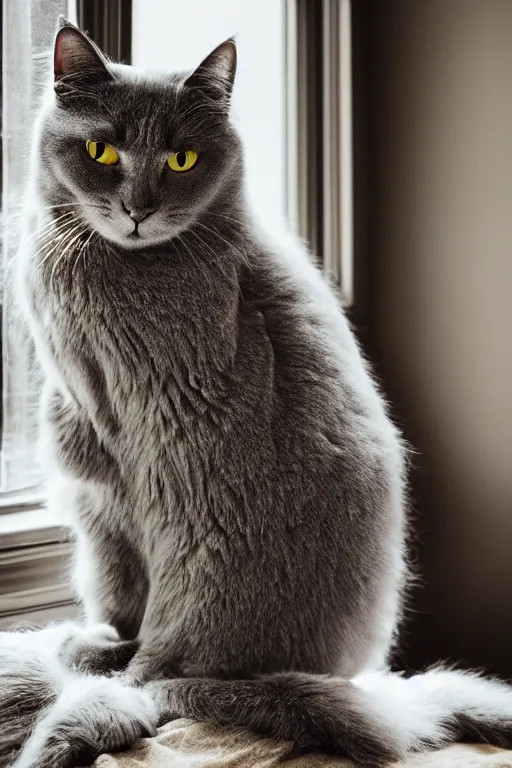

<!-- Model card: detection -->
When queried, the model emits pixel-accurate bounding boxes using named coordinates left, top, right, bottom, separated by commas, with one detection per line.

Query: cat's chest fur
left=30, top=244, right=244, bottom=410
left=30, top=246, right=284, bottom=522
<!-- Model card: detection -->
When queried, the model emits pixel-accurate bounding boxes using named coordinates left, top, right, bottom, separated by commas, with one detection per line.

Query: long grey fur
left=4, top=19, right=512, bottom=768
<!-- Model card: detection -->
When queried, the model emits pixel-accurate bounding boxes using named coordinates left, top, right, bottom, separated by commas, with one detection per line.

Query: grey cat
left=4, top=18, right=512, bottom=768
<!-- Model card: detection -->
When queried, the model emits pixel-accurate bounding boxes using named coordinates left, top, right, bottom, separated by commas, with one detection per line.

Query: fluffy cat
left=4, top=17, right=512, bottom=768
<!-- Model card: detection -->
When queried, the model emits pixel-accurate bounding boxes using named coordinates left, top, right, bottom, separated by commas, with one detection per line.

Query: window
left=0, top=0, right=354, bottom=625
left=2, top=0, right=71, bottom=499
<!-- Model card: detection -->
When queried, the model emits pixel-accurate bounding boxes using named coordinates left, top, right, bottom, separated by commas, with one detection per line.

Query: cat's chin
left=91, top=226, right=179, bottom=251
left=101, top=233, right=182, bottom=252
left=89, top=219, right=189, bottom=250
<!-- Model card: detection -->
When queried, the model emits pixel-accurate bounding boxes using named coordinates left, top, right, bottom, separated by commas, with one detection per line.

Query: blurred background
left=1, top=0, right=511, bottom=678
left=351, top=0, right=512, bottom=677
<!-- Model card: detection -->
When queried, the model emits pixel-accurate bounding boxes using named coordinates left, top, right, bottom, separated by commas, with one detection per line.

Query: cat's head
left=36, top=20, right=242, bottom=248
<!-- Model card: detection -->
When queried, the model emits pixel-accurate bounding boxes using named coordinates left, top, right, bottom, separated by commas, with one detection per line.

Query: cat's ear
left=54, top=22, right=112, bottom=84
left=185, top=39, right=237, bottom=107
left=57, top=15, right=73, bottom=30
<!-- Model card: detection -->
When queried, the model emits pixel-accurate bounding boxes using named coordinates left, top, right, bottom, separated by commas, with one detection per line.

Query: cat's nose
left=121, top=201, right=155, bottom=223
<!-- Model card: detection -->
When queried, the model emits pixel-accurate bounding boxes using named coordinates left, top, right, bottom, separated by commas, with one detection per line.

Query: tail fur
left=3, top=626, right=512, bottom=767
left=148, top=668, right=512, bottom=765
left=0, top=625, right=156, bottom=768
left=0, top=625, right=67, bottom=765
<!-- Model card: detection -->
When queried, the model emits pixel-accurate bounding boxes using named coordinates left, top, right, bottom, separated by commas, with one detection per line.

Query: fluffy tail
left=148, top=668, right=512, bottom=765
left=0, top=624, right=156, bottom=768
left=0, top=625, right=67, bottom=765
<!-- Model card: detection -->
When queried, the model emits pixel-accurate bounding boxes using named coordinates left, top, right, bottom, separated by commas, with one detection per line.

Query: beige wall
left=357, top=0, right=512, bottom=672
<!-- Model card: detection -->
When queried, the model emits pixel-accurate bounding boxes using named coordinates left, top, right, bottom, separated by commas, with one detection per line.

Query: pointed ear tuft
left=57, top=15, right=74, bottom=30
left=54, top=25, right=112, bottom=83
left=185, top=38, right=237, bottom=105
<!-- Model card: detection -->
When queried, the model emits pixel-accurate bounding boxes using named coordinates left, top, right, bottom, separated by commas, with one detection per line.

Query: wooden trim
left=0, top=537, right=74, bottom=622
left=0, top=506, right=66, bottom=550
left=0, top=507, right=73, bottom=622
left=285, top=0, right=354, bottom=306
left=0, top=603, right=77, bottom=630
left=77, top=0, right=132, bottom=63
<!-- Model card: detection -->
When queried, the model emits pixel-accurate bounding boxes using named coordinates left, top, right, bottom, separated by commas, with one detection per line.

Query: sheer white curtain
left=1, top=0, right=68, bottom=495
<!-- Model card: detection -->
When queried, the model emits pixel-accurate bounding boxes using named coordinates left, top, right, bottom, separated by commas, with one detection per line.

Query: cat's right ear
left=54, top=22, right=112, bottom=85
left=184, top=39, right=237, bottom=109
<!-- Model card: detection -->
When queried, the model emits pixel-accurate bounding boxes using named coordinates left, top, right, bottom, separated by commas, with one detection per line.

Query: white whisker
left=34, top=226, right=79, bottom=270
left=193, top=220, right=252, bottom=274
left=187, top=228, right=219, bottom=260
left=64, top=227, right=89, bottom=274
left=204, top=211, right=245, bottom=228
left=22, top=212, right=75, bottom=248
left=49, top=223, right=88, bottom=290
left=73, top=229, right=95, bottom=274
left=21, top=214, right=78, bottom=257
left=38, top=220, right=86, bottom=273
left=175, top=234, right=205, bottom=279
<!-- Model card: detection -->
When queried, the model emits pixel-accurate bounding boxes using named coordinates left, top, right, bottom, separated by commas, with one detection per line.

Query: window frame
left=77, top=0, right=132, bottom=63
left=286, top=0, right=354, bottom=307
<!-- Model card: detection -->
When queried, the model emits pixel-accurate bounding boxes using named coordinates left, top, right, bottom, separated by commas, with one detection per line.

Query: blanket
left=94, top=719, right=512, bottom=768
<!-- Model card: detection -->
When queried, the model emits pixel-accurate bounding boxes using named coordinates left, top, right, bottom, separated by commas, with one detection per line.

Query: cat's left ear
left=185, top=39, right=237, bottom=107
left=54, top=21, right=112, bottom=84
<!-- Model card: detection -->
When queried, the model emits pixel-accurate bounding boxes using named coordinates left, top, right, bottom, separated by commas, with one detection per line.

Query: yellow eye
left=86, top=140, right=119, bottom=166
left=168, top=150, right=198, bottom=172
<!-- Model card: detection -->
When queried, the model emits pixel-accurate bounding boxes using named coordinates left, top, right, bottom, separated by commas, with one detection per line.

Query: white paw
left=58, top=622, right=121, bottom=661
left=91, top=675, right=157, bottom=728
left=73, top=622, right=121, bottom=645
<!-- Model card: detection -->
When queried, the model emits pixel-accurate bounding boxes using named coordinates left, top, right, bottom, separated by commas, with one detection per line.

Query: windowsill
left=0, top=486, right=45, bottom=514
left=0, top=504, right=74, bottom=627
left=0, top=506, right=67, bottom=550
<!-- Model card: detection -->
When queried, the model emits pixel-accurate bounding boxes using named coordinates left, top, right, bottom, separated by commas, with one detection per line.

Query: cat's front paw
left=72, top=622, right=121, bottom=644
left=59, top=623, right=139, bottom=675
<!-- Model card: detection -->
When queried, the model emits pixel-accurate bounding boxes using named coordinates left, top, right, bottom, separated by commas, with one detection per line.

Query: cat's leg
left=45, top=387, right=118, bottom=483
left=119, top=552, right=201, bottom=685
left=43, top=385, right=148, bottom=642
left=118, top=565, right=183, bottom=684
left=119, top=607, right=178, bottom=684
left=53, top=528, right=146, bottom=676
left=42, top=386, right=145, bottom=669
left=73, top=508, right=149, bottom=642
